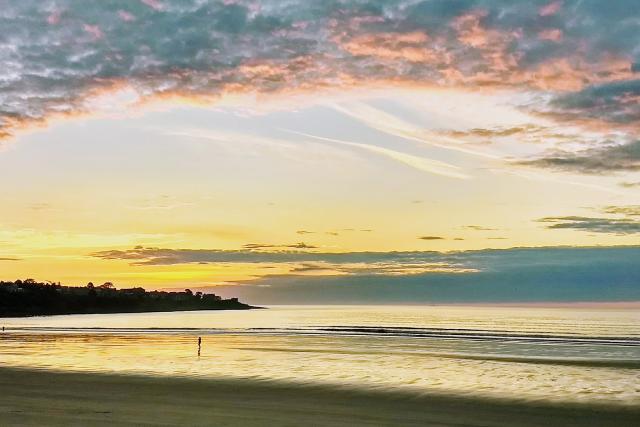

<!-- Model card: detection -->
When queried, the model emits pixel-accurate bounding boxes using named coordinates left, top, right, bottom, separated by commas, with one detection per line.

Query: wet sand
left=0, top=367, right=638, bottom=426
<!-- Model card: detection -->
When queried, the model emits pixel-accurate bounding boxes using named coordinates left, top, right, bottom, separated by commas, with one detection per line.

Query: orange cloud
left=339, top=31, right=437, bottom=63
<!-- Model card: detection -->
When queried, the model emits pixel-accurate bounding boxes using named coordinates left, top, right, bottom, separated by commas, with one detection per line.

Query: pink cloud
left=539, top=1, right=562, bottom=17
left=47, top=10, right=61, bottom=25
left=141, top=0, right=163, bottom=11
left=291, top=21, right=309, bottom=30
left=118, top=10, right=136, bottom=22
left=539, top=28, right=563, bottom=42
left=339, top=32, right=436, bottom=63
left=83, top=24, right=104, bottom=40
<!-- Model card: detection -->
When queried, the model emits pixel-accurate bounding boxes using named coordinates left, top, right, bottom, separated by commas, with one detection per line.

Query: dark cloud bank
left=94, top=246, right=640, bottom=304
left=214, top=247, right=640, bottom=305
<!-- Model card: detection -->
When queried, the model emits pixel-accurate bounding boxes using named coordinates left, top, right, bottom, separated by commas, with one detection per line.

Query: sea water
left=1, top=305, right=638, bottom=405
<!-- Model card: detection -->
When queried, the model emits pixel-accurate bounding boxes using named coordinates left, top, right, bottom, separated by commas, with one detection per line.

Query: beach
left=1, top=306, right=638, bottom=425
left=1, top=367, right=639, bottom=427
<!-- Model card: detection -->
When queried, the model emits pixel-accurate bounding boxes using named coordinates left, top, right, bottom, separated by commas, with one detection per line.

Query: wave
left=4, top=325, right=640, bottom=369
left=6, top=325, right=640, bottom=344
left=304, top=326, right=640, bottom=346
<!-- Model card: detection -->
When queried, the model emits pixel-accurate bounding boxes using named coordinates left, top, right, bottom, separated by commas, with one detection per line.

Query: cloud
left=289, top=261, right=469, bottom=276
left=296, top=229, right=371, bottom=236
left=601, top=205, right=640, bottom=216
left=549, top=79, right=640, bottom=125
left=517, top=140, right=640, bottom=174
left=90, top=246, right=476, bottom=276
left=92, top=245, right=640, bottom=304
left=619, top=181, right=640, bottom=188
left=538, top=28, right=563, bottom=42
left=27, top=203, right=55, bottom=212
left=1, top=0, right=639, bottom=176
left=128, top=194, right=195, bottom=210
left=347, top=142, right=469, bottom=179
left=0, top=3, right=635, bottom=123
left=418, top=236, right=445, bottom=240
left=242, top=242, right=318, bottom=250
left=181, top=247, right=640, bottom=304
left=329, top=103, right=501, bottom=160
left=539, top=1, right=562, bottom=17
left=296, top=230, right=315, bottom=235
left=462, top=225, right=498, bottom=231
left=286, top=242, right=317, bottom=249
left=445, top=126, right=542, bottom=139
left=141, top=0, right=163, bottom=11
left=0, top=257, right=21, bottom=261
left=538, top=216, right=640, bottom=235
left=440, top=124, right=578, bottom=147
left=288, top=130, right=469, bottom=179
left=537, top=205, right=640, bottom=235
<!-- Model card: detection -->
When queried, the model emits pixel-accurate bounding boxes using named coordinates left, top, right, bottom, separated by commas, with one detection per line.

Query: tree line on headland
left=0, top=279, right=254, bottom=317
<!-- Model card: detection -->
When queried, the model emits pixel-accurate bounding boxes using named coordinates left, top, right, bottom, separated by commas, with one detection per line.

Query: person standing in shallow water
left=197, top=337, right=202, bottom=357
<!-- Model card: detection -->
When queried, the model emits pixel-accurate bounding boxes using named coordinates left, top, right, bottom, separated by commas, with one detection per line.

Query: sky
left=0, top=0, right=639, bottom=303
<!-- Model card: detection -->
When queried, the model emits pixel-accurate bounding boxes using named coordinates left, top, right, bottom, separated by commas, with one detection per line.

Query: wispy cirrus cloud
left=329, top=103, right=503, bottom=160
left=287, top=130, right=470, bottom=179
left=440, top=125, right=575, bottom=147
left=444, top=125, right=543, bottom=140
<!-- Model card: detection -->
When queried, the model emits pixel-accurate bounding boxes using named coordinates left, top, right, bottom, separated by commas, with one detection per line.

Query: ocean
left=1, top=305, right=638, bottom=405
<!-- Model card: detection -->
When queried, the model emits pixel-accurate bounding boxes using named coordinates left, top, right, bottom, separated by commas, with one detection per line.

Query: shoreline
left=264, top=302, right=640, bottom=309
left=0, top=367, right=638, bottom=426
left=0, top=306, right=262, bottom=319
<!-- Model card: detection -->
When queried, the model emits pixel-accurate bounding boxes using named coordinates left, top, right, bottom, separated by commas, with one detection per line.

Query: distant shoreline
left=0, top=306, right=262, bottom=319
left=0, top=280, right=256, bottom=318
left=0, top=304, right=260, bottom=318
left=0, top=367, right=637, bottom=426
left=248, top=301, right=640, bottom=309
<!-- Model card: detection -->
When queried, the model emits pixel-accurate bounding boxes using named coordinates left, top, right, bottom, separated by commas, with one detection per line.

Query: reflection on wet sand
left=1, top=305, right=638, bottom=405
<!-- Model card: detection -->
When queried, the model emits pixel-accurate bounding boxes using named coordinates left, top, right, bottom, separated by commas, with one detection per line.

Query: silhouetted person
left=197, top=336, right=202, bottom=357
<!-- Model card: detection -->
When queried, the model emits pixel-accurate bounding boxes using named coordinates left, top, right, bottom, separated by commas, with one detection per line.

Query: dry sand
left=0, top=367, right=638, bottom=426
